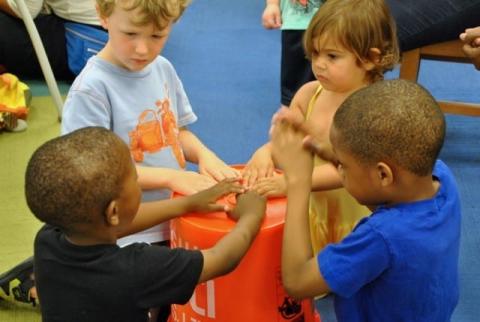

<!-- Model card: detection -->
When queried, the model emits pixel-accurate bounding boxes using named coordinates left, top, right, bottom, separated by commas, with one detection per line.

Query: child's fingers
left=208, top=203, right=231, bottom=214
left=242, top=168, right=259, bottom=188
left=206, top=168, right=225, bottom=182
left=214, top=178, right=244, bottom=195
left=252, top=178, right=276, bottom=195
left=219, top=166, right=241, bottom=180
left=255, top=166, right=272, bottom=181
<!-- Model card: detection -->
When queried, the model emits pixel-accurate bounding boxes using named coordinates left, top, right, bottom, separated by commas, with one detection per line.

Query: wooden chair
left=399, top=39, right=480, bottom=116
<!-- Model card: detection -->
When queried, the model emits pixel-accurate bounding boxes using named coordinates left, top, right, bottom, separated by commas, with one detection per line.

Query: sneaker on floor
left=0, top=257, right=38, bottom=306
left=11, top=118, right=27, bottom=132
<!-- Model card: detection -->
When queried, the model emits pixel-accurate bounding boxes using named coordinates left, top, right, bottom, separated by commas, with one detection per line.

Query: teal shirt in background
left=280, top=0, right=323, bottom=30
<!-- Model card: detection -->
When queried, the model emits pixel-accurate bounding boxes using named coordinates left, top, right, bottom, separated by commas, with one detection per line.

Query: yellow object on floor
left=0, top=73, right=30, bottom=119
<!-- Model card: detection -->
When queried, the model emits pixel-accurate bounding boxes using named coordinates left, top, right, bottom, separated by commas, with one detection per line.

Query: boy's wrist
left=179, top=194, right=194, bottom=213
left=237, top=213, right=263, bottom=234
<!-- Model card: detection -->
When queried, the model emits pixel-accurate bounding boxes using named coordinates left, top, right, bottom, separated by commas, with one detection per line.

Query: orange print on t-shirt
left=128, top=94, right=186, bottom=169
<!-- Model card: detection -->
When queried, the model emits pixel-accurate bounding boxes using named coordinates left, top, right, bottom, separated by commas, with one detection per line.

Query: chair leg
left=439, top=101, right=480, bottom=117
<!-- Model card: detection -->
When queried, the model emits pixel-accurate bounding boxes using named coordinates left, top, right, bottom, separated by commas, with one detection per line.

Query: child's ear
left=105, top=200, right=120, bottom=227
left=362, top=48, right=382, bottom=71
left=375, top=161, right=393, bottom=187
left=96, top=5, right=109, bottom=30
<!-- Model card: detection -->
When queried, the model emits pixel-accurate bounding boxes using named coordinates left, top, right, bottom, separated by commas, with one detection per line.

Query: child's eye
left=328, top=53, right=337, bottom=59
left=152, top=34, right=165, bottom=39
left=124, top=32, right=137, bottom=37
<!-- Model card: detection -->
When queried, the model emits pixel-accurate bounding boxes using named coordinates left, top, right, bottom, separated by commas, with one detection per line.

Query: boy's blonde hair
left=304, top=0, right=399, bottom=82
left=97, top=0, right=190, bottom=30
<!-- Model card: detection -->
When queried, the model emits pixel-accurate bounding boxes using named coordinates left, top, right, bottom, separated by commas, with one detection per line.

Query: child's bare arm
left=262, top=0, right=281, bottom=29
left=270, top=122, right=331, bottom=298
left=198, top=191, right=266, bottom=283
left=136, top=166, right=217, bottom=195
left=118, top=179, right=245, bottom=237
left=178, top=128, right=240, bottom=181
left=311, top=163, right=343, bottom=191
left=281, top=175, right=330, bottom=298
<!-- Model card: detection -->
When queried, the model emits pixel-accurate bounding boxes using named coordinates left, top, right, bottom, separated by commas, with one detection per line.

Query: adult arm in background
left=0, top=0, right=43, bottom=18
left=0, top=0, right=74, bottom=79
left=0, top=0, right=17, bottom=16
left=460, top=26, right=480, bottom=70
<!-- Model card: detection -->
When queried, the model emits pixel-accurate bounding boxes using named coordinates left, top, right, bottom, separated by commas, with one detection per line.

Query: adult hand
left=460, top=27, right=480, bottom=70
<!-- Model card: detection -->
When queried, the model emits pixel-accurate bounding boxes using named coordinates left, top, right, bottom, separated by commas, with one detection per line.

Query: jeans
left=0, top=12, right=74, bottom=80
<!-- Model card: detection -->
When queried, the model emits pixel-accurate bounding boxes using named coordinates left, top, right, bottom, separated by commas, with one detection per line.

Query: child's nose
left=135, top=40, right=149, bottom=55
left=313, top=56, right=327, bottom=70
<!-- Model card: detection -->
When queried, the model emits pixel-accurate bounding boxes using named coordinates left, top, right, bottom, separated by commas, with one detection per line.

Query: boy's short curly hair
left=97, top=0, right=190, bottom=30
left=304, top=0, right=400, bottom=82
left=25, top=127, right=131, bottom=231
left=332, top=79, right=445, bottom=176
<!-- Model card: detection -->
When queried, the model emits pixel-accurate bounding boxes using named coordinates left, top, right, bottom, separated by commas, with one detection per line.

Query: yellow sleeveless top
left=306, top=86, right=371, bottom=254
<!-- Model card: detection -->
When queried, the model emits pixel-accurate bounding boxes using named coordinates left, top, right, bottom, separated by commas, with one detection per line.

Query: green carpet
left=0, top=95, right=60, bottom=321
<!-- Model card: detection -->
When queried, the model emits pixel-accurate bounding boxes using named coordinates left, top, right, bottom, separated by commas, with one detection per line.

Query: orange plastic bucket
left=170, top=166, right=321, bottom=322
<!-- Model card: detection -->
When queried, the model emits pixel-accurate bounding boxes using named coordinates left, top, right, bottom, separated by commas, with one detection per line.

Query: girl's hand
left=243, top=146, right=276, bottom=189
left=252, top=173, right=286, bottom=198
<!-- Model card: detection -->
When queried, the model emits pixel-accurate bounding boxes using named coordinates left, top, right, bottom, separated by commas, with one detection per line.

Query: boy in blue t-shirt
left=270, top=79, right=461, bottom=321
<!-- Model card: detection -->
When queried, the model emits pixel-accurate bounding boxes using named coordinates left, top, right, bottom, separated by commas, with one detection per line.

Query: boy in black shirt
left=26, top=127, right=266, bottom=322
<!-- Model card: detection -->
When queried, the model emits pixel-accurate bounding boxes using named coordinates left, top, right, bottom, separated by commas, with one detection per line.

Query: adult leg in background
left=387, top=0, right=480, bottom=51
left=0, top=11, right=74, bottom=80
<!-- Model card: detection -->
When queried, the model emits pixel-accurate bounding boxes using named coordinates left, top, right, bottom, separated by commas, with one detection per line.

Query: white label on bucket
left=171, top=227, right=217, bottom=320
left=190, top=280, right=216, bottom=318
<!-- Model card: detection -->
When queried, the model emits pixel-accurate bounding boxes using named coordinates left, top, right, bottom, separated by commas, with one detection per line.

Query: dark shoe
left=0, top=257, right=37, bottom=306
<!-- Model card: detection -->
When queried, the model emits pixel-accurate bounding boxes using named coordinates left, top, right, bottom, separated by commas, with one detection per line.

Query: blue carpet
left=164, top=1, right=480, bottom=321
